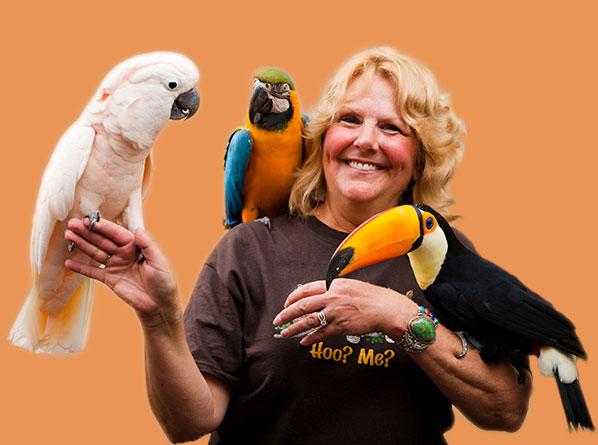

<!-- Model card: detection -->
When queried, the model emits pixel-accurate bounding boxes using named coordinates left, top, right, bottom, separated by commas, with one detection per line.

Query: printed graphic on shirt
left=345, top=332, right=396, bottom=344
left=274, top=320, right=401, bottom=368
left=308, top=341, right=398, bottom=368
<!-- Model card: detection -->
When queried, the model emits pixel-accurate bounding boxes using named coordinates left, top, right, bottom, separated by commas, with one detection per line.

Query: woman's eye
left=381, top=123, right=403, bottom=134
left=340, top=115, right=360, bottom=124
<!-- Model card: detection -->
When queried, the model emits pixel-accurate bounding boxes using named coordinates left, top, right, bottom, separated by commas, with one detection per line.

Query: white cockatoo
left=9, top=52, right=200, bottom=354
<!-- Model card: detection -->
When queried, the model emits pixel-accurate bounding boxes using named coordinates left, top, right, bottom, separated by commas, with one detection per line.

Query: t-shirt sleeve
left=184, top=256, right=245, bottom=388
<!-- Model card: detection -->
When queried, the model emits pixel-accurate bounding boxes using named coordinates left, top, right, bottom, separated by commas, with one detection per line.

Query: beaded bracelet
left=401, top=306, right=440, bottom=353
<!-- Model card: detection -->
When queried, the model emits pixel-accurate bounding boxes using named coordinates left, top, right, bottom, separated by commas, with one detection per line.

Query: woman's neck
left=314, top=198, right=391, bottom=233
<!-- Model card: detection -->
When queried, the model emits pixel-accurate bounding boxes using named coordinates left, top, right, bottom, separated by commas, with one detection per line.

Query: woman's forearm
left=141, top=306, right=227, bottom=443
left=403, top=324, right=531, bottom=431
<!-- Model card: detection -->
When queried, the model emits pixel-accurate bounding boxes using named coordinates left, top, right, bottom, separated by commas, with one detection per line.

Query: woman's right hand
left=64, top=217, right=180, bottom=329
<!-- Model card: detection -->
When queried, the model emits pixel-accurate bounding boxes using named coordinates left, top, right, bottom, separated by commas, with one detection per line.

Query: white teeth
left=347, top=161, right=379, bottom=171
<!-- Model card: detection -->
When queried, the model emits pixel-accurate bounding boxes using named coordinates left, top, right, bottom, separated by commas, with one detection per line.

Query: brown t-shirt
left=184, top=214, right=454, bottom=444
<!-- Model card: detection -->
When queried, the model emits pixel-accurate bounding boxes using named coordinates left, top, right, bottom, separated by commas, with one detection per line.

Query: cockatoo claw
left=87, top=211, right=101, bottom=231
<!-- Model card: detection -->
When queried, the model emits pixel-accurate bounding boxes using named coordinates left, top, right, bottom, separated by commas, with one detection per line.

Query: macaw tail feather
left=8, top=278, right=93, bottom=355
left=555, top=370, right=595, bottom=431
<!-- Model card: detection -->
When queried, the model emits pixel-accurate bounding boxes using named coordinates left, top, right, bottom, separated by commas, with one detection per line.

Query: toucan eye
left=168, top=81, right=178, bottom=90
left=425, top=217, right=435, bottom=230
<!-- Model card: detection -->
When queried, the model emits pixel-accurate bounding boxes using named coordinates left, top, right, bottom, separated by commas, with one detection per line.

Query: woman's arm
left=274, top=279, right=531, bottom=432
left=64, top=218, right=230, bottom=442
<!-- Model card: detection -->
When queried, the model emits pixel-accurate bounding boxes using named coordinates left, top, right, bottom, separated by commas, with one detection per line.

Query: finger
left=300, top=323, right=338, bottom=346
left=68, top=217, right=133, bottom=247
left=279, top=312, right=323, bottom=338
left=65, top=230, right=112, bottom=263
left=134, top=227, right=166, bottom=265
left=65, top=258, right=106, bottom=282
left=67, top=218, right=126, bottom=252
left=284, top=280, right=327, bottom=308
left=274, top=295, right=326, bottom=326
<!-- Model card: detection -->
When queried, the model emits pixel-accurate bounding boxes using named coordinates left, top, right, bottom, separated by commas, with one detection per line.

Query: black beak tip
left=325, top=247, right=354, bottom=290
left=170, top=88, right=200, bottom=120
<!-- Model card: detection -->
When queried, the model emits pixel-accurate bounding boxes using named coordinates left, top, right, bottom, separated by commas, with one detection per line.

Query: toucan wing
left=431, top=253, right=585, bottom=358
left=224, top=128, right=253, bottom=228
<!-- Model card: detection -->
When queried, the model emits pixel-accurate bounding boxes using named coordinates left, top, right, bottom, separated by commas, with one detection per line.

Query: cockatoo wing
left=30, top=123, right=95, bottom=275
left=141, top=151, right=153, bottom=200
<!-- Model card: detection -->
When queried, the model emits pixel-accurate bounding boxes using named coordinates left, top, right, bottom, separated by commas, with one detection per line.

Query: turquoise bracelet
left=401, top=306, right=440, bottom=352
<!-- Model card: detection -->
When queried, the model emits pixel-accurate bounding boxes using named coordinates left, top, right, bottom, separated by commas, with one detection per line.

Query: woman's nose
left=354, top=121, right=378, bottom=151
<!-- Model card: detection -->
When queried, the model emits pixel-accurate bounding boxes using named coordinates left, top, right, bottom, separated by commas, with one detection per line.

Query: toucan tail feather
left=555, top=370, right=594, bottom=431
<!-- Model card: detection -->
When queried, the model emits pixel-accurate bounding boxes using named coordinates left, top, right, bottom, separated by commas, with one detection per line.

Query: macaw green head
left=254, top=67, right=295, bottom=90
left=249, top=67, right=298, bottom=131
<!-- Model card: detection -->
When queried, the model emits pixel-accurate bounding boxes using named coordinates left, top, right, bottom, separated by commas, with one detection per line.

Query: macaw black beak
left=249, top=80, right=272, bottom=125
left=170, top=88, right=200, bottom=120
left=325, top=205, right=424, bottom=289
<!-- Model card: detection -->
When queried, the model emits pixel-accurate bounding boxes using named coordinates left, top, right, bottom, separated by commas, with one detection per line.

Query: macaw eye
left=282, top=83, right=290, bottom=92
left=425, top=217, right=435, bottom=230
left=168, top=81, right=178, bottom=90
left=264, top=82, right=271, bottom=89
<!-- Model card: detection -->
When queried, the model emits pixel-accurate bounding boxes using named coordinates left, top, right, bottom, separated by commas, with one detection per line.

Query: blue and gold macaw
left=224, top=67, right=304, bottom=229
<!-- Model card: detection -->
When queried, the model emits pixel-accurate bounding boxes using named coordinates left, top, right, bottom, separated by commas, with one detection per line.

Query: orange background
left=1, top=1, right=596, bottom=443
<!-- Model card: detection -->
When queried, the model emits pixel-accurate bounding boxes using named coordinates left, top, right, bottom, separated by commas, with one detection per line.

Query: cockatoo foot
left=87, top=211, right=101, bottom=231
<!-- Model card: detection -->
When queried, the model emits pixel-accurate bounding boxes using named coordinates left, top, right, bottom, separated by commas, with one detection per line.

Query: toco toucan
left=326, top=204, right=594, bottom=431
left=224, top=67, right=305, bottom=229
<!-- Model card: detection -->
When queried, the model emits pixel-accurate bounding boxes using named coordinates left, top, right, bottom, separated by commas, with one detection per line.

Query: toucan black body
left=327, top=203, right=594, bottom=431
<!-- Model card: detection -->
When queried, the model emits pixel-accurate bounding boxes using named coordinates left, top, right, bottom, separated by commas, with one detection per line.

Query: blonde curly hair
left=289, top=46, right=464, bottom=220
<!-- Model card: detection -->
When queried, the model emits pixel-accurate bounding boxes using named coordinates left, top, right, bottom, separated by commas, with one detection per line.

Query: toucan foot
left=256, top=216, right=272, bottom=231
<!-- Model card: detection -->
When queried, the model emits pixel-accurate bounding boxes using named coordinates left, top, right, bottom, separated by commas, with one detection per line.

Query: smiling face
left=321, top=73, right=418, bottom=225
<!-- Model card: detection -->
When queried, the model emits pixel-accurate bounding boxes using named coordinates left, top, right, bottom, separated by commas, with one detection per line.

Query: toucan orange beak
left=326, top=205, right=425, bottom=288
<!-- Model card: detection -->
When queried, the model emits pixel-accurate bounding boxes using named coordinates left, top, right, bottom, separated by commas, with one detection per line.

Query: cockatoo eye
left=168, top=81, right=178, bottom=90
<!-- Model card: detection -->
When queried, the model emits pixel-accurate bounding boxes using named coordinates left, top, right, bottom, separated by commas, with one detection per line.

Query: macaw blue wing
left=224, top=128, right=253, bottom=228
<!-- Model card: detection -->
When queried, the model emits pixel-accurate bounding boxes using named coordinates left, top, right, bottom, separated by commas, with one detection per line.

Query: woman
left=65, top=47, right=531, bottom=444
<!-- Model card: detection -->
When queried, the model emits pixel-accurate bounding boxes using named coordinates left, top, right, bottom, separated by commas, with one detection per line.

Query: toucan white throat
left=407, top=226, right=448, bottom=290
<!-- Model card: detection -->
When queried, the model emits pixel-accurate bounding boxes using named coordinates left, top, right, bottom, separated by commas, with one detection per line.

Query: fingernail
left=280, top=328, right=289, bottom=337
left=272, top=315, right=281, bottom=325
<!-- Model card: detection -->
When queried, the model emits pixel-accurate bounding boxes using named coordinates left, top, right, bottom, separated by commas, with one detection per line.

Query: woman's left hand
left=273, top=278, right=419, bottom=346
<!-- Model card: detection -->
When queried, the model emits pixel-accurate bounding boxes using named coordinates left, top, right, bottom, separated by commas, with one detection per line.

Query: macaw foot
left=256, top=216, right=272, bottom=231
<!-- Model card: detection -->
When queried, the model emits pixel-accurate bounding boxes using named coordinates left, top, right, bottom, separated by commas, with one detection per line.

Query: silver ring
left=317, top=310, right=327, bottom=327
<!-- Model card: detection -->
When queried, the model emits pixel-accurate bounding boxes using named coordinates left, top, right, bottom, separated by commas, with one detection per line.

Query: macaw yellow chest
left=243, top=121, right=302, bottom=219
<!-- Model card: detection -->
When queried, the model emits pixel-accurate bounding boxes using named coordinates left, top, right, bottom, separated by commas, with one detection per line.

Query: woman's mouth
left=345, top=160, right=382, bottom=171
